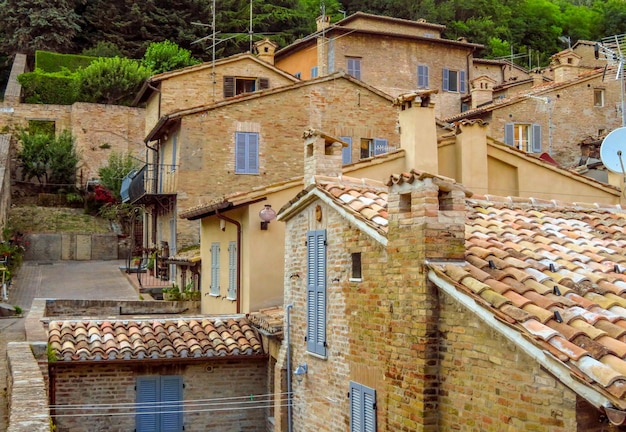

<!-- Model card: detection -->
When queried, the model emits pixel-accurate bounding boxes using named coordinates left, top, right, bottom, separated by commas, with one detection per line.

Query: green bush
left=142, top=40, right=200, bottom=74
left=35, top=51, right=98, bottom=73
left=17, top=69, right=78, bottom=105
left=81, top=42, right=122, bottom=58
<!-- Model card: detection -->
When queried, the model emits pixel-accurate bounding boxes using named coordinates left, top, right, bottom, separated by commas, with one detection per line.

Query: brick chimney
left=316, top=15, right=331, bottom=32
left=550, top=50, right=582, bottom=83
left=470, top=76, right=495, bottom=109
left=254, top=39, right=278, bottom=65
left=302, top=129, right=344, bottom=186
left=531, top=68, right=545, bottom=87
left=382, top=170, right=469, bottom=429
left=395, top=90, right=439, bottom=174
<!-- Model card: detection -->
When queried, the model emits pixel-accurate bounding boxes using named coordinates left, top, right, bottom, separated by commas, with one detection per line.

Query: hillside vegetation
left=8, top=206, right=112, bottom=234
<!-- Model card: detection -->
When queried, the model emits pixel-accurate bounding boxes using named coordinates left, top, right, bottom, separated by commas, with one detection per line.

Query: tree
left=0, top=0, right=81, bottom=56
left=142, top=40, right=200, bottom=74
left=75, top=57, right=151, bottom=106
left=81, top=41, right=123, bottom=58
left=98, top=151, right=141, bottom=201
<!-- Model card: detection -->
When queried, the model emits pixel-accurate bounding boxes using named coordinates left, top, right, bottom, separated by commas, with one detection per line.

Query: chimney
left=550, top=50, right=582, bottom=83
left=454, top=120, right=489, bottom=195
left=470, top=76, right=495, bottom=109
left=303, top=129, right=344, bottom=186
left=395, top=91, right=439, bottom=174
left=531, top=68, right=544, bottom=87
left=254, top=39, right=278, bottom=65
left=316, top=15, right=331, bottom=32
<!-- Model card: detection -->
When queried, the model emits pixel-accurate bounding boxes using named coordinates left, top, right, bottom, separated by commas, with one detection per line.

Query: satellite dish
left=600, top=127, right=626, bottom=173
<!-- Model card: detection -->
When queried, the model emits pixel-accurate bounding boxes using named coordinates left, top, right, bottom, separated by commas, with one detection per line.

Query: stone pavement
left=0, top=260, right=139, bottom=431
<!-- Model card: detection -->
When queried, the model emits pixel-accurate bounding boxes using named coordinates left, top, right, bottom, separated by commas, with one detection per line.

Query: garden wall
left=24, top=233, right=123, bottom=261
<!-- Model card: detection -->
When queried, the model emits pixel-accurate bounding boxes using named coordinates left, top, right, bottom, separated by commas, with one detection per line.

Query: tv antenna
left=595, top=34, right=626, bottom=126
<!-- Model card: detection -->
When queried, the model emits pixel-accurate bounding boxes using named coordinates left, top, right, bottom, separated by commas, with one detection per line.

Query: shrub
left=35, top=50, right=97, bottom=73
left=17, top=69, right=78, bottom=105
left=98, top=151, right=141, bottom=200
left=142, top=40, right=200, bottom=74
left=81, top=41, right=122, bottom=58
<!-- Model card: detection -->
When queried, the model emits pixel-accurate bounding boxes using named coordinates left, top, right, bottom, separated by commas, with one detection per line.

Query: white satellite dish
left=600, top=127, right=626, bottom=173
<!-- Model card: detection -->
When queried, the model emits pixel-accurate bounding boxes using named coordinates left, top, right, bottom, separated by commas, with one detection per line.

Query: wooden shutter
left=418, top=65, right=428, bottom=88
left=531, top=124, right=542, bottom=153
left=258, top=77, right=269, bottom=89
left=459, top=70, right=466, bottom=93
left=504, top=123, right=514, bottom=146
left=160, top=376, right=183, bottom=432
left=340, top=136, right=352, bottom=164
left=228, top=241, right=237, bottom=299
left=223, top=76, right=235, bottom=98
left=373, top=139, right=388, bottom=156
left=210, top=242, right=220, bottom=295
left=235, top=132, right=259, bottom=174
left=442, top=68, right=449, bottom=91
left=350, top=381, right=377, bottom=432
left=307, top=230, right=326, bottom=356
left=136, top=377, right=158, bottom=432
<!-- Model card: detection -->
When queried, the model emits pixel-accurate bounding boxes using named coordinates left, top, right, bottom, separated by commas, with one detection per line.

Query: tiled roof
left=431, top=195, right=626, bottom=409
left=48, top=317, right=264, bottom=362
left=248, top=306, right=284, bottom=336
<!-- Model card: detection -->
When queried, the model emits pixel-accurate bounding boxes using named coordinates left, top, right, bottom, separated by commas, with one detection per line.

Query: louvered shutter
left=223, top=76, right=235, bottom=98
left=442, top=68, right=449, bottom=91
left=307, top=230, right=326, bottom=356
left=350, top=382, right=363, bottom=432
left=210, top=242, right=220, bottom=295
left=136, top=377, right=158, bottom=432
left=504, top=123, right=514, bottom=146
left=531, top=124, right=542, bottom=153
left=248, top=133, right=259, bottom=173
left=160, top=376, right=183, bottom=432
left=228, top=241, right=237, bottom=299
left=311, top=66, right=318, bottom=78
left=235, top=132, right=259, bottom=174
left=340, top=136, right=352, bottom=164
left=373, top=139, right=388, bottom=156
left=363, top=386, right=377, bottom=432
left=328, top=39, right=335, bottom=73
left=459, top=70, right=466, bottom=93
left=258, top=77, right=269, bottom=89
left=418, top=65, right=428, bottom=88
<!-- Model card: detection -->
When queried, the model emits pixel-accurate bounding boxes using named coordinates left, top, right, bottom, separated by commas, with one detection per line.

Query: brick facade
left=51, top=358, right=268, bottom=432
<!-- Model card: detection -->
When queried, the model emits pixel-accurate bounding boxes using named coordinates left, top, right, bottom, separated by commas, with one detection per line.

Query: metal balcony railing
left=127, top=163, right=178, bottom=204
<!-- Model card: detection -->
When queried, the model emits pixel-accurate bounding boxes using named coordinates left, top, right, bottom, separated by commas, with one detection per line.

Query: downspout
left=286, top=303, right=293, bottom=432
left=216, top=211, right=242, bottom=313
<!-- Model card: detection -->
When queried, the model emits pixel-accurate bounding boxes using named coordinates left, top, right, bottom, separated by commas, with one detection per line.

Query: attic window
left=438, top=190, right=453, bottom=211
left=399, top=193, right=411, bottom=212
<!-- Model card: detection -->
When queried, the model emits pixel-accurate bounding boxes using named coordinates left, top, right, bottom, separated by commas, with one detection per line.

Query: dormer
left=254, top=39, right=278, bottom=65
left=550, top=49, right=582, bottom=82
left=470, top=75, right=496, bottom=109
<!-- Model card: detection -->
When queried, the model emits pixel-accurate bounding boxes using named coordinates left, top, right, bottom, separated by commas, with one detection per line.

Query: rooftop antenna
left=595, top=34, right=626, bottom=127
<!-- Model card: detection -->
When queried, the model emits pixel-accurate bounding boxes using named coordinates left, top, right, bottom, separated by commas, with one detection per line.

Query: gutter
left=216, top=210, right=242, bottom=313
left=427, top=268, right=626, bottom=416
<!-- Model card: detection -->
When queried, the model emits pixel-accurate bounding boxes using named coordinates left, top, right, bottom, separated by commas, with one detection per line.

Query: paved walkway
left=0, top=260, right=138, bottom=431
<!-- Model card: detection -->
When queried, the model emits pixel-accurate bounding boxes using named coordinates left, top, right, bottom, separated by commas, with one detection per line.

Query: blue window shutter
left=136, top=377, right=158, bottom=432
left=172, top=132, right=178, bottom=171
left=307, top=230, right=326, bottom=356
left=340, top=136, right=352, bottom=164
left=459, top=70, right=466, bottom=93
left=442, top=68, right=449, bottom=91
left=418, top=65, right=428, bottom=88
left=228, top=241, right=237, bottom=299
left=350, top=382, right=363, bottom=432
left=328, top=39, right=335, bottom=73
left=160, top=376, right=183, bottom=432
left=235, top=132, right=247, bottom=173
left=248, top=132, right=259, bottom=173
left=531, top=124, right=542, bottom=153
left=210, top=242, right=220, bottom=295
left=311, top=66, right=318, bottom=78
left=235, top=132, right=259, bottom=174
left=363, top=386, right=377, bottom=432
left=373, top=139, right=388, bottom=156
left=504, top=123, right=514, bottom=146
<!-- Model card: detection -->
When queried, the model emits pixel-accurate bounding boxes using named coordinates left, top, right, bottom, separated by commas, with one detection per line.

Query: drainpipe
left=286, top=303, right=294, bottom=432
left=215, top=211, right=241, bottom=313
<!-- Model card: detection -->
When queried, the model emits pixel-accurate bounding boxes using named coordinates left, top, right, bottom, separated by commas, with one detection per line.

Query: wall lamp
left=259, top=204, right=277, bottom=230
left=293, top=363, right=308, bottom=383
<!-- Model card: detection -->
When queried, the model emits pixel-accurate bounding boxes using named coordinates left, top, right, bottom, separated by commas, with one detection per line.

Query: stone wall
left=0, top=135, right=11, bottom=233
left=51, top=359, right=268, bottom=432
left=6, top=342, right=50, bottom=432
left=44, top=299, right=200, bottom=317
left=24, top=233, right=121, bottom=261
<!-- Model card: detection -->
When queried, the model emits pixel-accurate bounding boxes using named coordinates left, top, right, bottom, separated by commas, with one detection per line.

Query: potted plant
left=146, top=251, right=156, bottom=276
left=182, top=282, right=200, bottom=301
left=162, top=284, right=182, bottom=301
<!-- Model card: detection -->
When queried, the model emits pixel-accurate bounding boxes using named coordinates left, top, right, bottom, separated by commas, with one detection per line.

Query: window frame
left=417, top=64, right=429, bottom=89
left=347, top=57, right=362, bottom=80
left=235, top=132, right=260, bottom=174
left=223, top=76, right=269, bottom=98
left=504, top=122, right=542, bottom=153
left=442, top=68, right=466, bottom=93
left=594, top=88, right=605, bottom=107
left=306, top=229, right=327, bottom=357
left=350, top=252, right=362, bottom=281
left=360, top=138, right=388, bottom=159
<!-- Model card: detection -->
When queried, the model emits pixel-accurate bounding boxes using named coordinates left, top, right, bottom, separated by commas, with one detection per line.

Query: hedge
left=35, top=51, right=97, bottom=73
left=17, top=69, right=78, bottom=105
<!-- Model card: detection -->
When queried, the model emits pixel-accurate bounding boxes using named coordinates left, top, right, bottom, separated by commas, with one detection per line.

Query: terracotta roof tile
left=48, top=316, right=265, bottom=362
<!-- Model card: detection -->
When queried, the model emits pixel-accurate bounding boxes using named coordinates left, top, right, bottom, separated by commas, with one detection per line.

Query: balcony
left=125, top=163, right=178, bottom=205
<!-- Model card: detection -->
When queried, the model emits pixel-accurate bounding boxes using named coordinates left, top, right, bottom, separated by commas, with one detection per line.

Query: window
left=347, top=57, right=361, bottom=80
left=306, top=229, right=327, bottom=357
left=351, top=253, right=361, bottom=280
left=442, top=68, right=466, bottom=93
left=311, top=66, right=319, bottom=78
left=350, top=381, right=376, bottom=432
left=223, top=76, right=269, bottom=98
left=340, top=136, right=352, bottom=164
left=417, top=65, right=429, bottom=88
left=136, top=376, right=183, bottom=432
left=360, top=138, right=388, bottom=159
left=227, top=241, right=237, bottom=300
left=294, top=72, right=302, bottom=79
left=210, top=242, right=220, bottom=296
left=504, top=123, right=542, bottom=153
left=235, top=132, right=259, bottom=174
left=594, top=89, right=605, bottom=107
left=171, top=132, right=178, bottom=172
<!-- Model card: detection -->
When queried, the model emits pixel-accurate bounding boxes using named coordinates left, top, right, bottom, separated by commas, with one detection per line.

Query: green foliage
left=81, top=41, right=123, bottom=58
left=13, top=305, right=22, bottom=315
left=17, top=69, right=78, bottom=105
left=46, top=344, right=58, bottom=363
left=142, top=40, right=201, bottom=74
left=17, top=129, right=79, bottom=188
left=35, top=51, right=97, bottom=73
left=97, top=151, right=141, bottom=200
left=75, top=57, right=152, bottom=106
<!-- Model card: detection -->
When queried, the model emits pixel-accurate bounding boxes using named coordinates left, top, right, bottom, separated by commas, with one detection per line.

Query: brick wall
left=51, top=358, right=268, bottom=432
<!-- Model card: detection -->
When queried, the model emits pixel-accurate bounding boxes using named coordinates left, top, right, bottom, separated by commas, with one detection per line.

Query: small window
left=594, top=89, right=604, bottom=107
left=417, top=65, right=429, bottom=88
left=442, top=68, right=466, bottom=93
left=294, top=72, right=302, bottom=79
left=235, top=132, right=259, bottom=174
left=347, top=57, right=361, bottom=80
left=210, top=242, right=220, bottom=296
left=223, top=76, right=269, bottom=98
left=504, top=123, right=542, bottom=153
left=351, top=253, right=362, bottom=280
left=311, top=66, right=319, bottom=78
left=399, top=193, right=411, bottom=213
left=360, top=138, right=388, bottom=159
